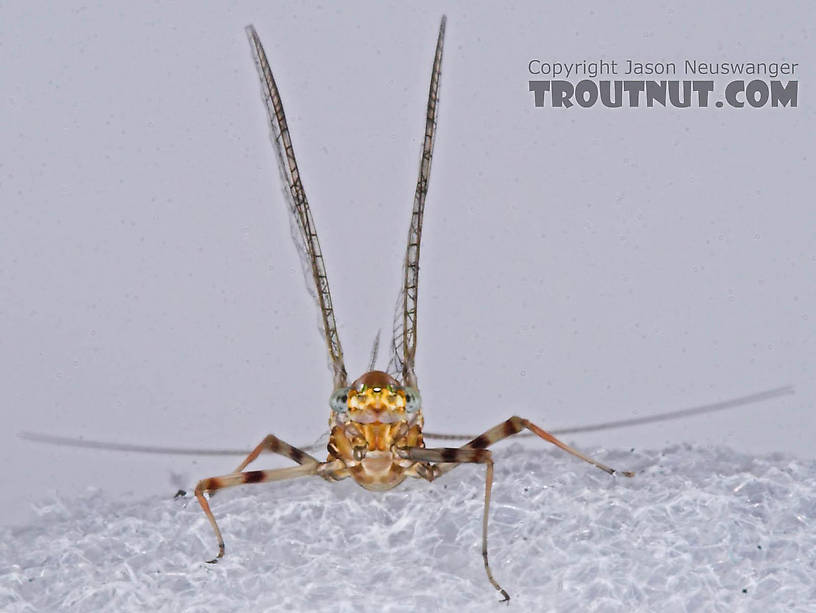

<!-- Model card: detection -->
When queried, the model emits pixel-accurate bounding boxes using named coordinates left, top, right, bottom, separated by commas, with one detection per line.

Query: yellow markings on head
left=328, top=371, right=422, bottom=425
left=348, top=384, right=405, bottom=412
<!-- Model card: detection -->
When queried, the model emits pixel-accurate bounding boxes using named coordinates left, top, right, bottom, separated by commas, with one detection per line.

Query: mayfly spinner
left=192, top=17, right=635, bottom=601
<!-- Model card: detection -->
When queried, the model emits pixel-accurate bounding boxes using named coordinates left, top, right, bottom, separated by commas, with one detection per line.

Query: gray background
left=1, top=1, right=813, bottom=527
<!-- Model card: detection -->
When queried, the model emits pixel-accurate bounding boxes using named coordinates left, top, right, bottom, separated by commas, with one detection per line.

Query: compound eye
left=329, top=387, right=351, bottom=412
left=402, top=386, right=422, bottom=412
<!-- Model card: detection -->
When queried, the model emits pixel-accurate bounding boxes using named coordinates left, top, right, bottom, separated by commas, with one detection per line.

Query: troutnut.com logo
left=528, top=59, right=798, bottom=108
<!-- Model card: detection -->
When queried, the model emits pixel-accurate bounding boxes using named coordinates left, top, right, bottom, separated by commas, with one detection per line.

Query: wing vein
left=246, top=26, right=347, bottom=388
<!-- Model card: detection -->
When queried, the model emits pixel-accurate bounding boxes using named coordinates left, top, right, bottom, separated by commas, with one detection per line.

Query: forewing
left=389, top=16, right=446, bottom=387
left=246, top=25, right=348, bottom=389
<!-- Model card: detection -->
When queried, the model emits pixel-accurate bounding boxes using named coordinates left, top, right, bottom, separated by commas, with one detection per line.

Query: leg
left=233, top=434, right=320, bottom=473
left=437, top=416, right=635, bottom=478
left=195, top=459, right=344, bottom=562
left=403, top=419, right=635, bottom=600
left=204, top=434, right=322, bottom=500
left=402, top=447, right=510, bottom=602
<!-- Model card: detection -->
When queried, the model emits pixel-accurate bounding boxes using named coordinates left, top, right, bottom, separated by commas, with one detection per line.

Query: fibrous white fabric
left=2, top=444, right=813, bottom=612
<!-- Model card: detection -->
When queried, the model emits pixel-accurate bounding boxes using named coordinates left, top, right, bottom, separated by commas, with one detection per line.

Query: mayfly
left=187, top=17, right=637, bottom=601
left=18, top=17, right=794, bottom=602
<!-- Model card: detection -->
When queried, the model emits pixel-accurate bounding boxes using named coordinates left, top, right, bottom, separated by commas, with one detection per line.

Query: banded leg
left=195, top=459, right=344, bottom=562
left=203, top=435, right=321, bottom=500
left=437, top=416, right=635, bottom=479
left=233, top=434, right=320, bottom=473
left=401, top=446, right=510, bottom=602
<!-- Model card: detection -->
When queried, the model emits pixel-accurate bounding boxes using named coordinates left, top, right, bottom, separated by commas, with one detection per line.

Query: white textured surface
left=2, top=444, right=814, bottom=612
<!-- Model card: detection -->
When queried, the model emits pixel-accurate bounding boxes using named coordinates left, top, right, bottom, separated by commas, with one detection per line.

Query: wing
left=246, top=25, right=348, bottom=389
left=389, top=16, right=446, bottom=387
